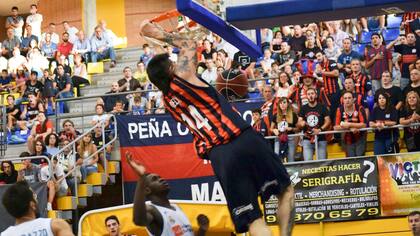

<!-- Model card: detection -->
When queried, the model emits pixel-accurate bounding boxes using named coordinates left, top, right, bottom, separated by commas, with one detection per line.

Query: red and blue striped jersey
left=163, top=76, right=250, bottom=158
left=321, top=60, right=339, bottom=95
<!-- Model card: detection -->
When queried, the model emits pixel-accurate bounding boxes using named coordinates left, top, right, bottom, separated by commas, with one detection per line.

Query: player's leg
left=249, top=218, right=271, bottom=236
left=276, top=185, right=295, bottom=236
left=245, top=129, right=295, bottom=236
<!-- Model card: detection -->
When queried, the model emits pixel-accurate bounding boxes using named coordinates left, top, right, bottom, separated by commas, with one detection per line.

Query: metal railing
left=265, top=122, right=420, bottom=160
left=0, top=96, right=7, bottom=157
left=51, top=114, right=118, bottom=201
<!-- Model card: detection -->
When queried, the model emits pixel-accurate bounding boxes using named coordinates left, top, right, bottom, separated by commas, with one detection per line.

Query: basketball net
left=144, top=10, right=209, bottom=49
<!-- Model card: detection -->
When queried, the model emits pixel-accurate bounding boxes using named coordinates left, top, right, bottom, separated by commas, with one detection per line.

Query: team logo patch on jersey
left=169, top=97, right=180, bottom=108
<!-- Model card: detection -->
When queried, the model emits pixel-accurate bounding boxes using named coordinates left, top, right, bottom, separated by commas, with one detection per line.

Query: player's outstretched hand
left=125, top=151, right=146, bottom=176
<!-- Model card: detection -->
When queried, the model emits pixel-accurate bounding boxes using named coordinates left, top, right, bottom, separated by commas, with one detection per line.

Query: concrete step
left=55, top=115, right=95, bottom=131
left=109, top=62, right=138, bottom=73
left=96, top=79, right=121, bottom=87
left=91, top=73, right=122, bottom=86
left=115, top=47, right=142, bottom=57
left=80, top=86, right=110, bottom=96
left=4, top=143, right=27, bottom=157
left=68, top=98, right=97, bottom=110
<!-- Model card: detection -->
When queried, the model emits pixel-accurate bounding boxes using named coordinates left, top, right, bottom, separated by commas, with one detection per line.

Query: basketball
left=215, top=69, right=248, bottom=100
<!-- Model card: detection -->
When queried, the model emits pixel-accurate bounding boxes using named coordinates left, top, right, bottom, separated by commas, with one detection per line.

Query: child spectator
left=42, top=69, right=58, bottom=112
left=0, top=69, right=12, bottom=92
left=251, top=108, right=265, bottom=136
left=92, top=104, right=110, bottom=127
left=5, top=95, right=23, bottom=131
left=92, top=126, right=113, bottom=161
left=111, top=100, right=126, bottom=115
left=129, top=93, right=147, bottom=115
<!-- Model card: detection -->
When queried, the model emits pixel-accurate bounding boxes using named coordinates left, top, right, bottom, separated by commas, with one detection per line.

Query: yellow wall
left=81, top=203, right=412, bottom=236
left=95, top=0, right=126, bottom=38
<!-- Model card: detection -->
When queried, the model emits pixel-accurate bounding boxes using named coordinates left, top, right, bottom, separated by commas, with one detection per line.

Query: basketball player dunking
left=140, top=20, right=295, bottom=236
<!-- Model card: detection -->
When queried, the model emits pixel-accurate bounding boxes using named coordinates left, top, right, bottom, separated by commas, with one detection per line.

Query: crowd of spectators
left=1, top=4, right=118, bottom=132
left=241, top=14, right=420, bottom=162
left=0, top=2, right=419, bottom=215
left=0, top=3, right=118, bottom=208
left=0, top=115, right=113, bottom=210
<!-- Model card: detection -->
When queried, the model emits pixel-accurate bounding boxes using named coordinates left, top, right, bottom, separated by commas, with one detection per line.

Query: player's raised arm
left=140, top=19, right=197, bottom=82
left=126, top=152, right=163, bottom=234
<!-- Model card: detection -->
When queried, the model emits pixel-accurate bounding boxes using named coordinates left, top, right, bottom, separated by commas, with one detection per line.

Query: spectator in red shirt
left=27, top=112, right=53, bottom=153
left=56, top=32, right=73, bottom=61
left=348, top=58, right=372, bottom=98
left=334, top=91, right=367, bottom=157
left=58, top=119, right=81, bottom=142
left=365, top=33, right=392, bottom=93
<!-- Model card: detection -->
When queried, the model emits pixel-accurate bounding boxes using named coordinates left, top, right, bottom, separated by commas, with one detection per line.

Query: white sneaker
left=47, top=203, right=52, bottom=211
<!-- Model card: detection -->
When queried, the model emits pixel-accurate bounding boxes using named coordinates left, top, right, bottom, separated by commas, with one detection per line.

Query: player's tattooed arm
left=140, top=20, right=197, bottom=79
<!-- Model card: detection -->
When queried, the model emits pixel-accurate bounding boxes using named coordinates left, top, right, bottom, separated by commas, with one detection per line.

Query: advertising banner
left=263, top=157, right=381, bottom=224
left=377, top=154, right=420, bottom=216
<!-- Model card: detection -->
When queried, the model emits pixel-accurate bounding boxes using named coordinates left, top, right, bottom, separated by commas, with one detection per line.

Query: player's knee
left=249, top=218, right=271, bottom=236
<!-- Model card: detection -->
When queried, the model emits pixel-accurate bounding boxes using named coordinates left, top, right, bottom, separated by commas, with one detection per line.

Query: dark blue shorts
left=208, top=128, right=291, bottom=233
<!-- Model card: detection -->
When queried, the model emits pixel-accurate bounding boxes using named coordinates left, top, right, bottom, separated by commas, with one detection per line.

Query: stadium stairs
left=3, top=47, right=143, bottom=227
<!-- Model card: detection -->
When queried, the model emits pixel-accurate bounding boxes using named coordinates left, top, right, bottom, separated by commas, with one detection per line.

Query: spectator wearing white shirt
left=41, top=23, right=60, bottom=45
left=92, top=104, right=110, bottom=127
left=201, top=59, right=218, bottom=85
left=72, top=30, right=91, bottom=63
left=98, top=19, right=117, bottom=47
left=25, top=4, right=43, bottom=39
left=260, top=49, right=275, bottom=75
left=27, top=47, right=49, bottom=77
left=328, top=21, right=349, bottom=49
left=62, top=21, right=79, bottom=44
left=8, top=47, right=27, bottom=75
left=40, top=157, right=68, bottom=211
left=90, top=25, right=116, bottom=67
